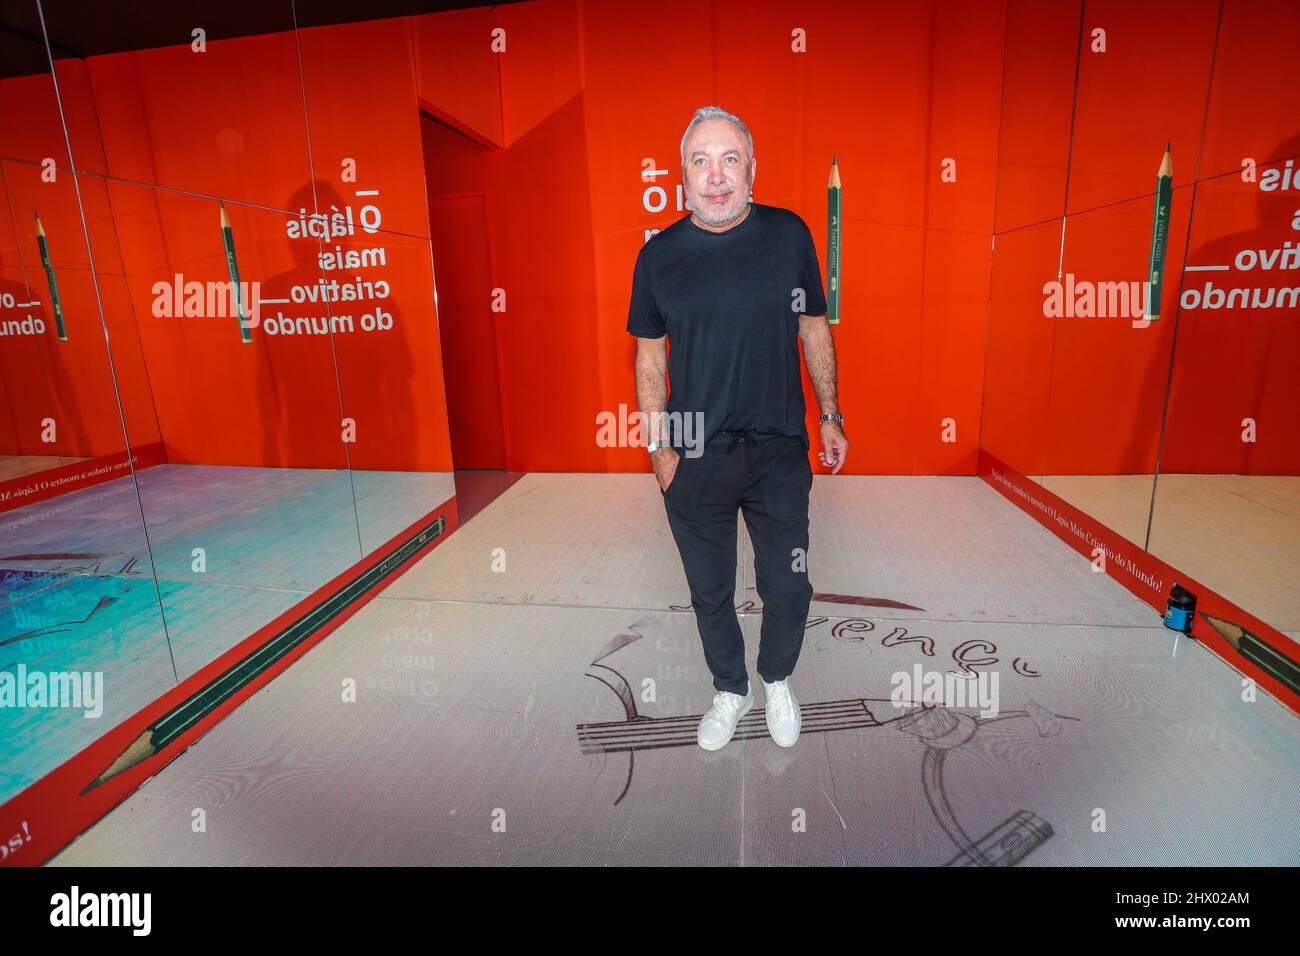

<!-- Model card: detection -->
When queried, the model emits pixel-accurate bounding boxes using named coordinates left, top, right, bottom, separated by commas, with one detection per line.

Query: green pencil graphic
left=1201, top=612, right=1300, bottom=697
left=34, top=210, right=67, bottom=341
left=1143, top=141, right=1173, bottom=322
left=219, top=200, right=252, bottom=344
left=827, top=155, right=841, bottom=326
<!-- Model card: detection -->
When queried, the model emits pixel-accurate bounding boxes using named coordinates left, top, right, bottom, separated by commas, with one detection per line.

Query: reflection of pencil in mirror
left=34, top=210, right=67, bottom=341
left=827, top=154, right=841, bottom=326
left=219, top=200, right=252, bottom=344
left=1200, top=612, right=1300, bottom=697
left=1143, top=140, right=1172, bottom=322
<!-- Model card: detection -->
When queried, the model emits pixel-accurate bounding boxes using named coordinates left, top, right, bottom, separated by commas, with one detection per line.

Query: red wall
left=419, top=0, right=1007, bottom=475
left=4, top=0, right=1293, bottom=478
left=2, top=19, right=452, bottom=472
left=0, top=69, right=158, bottom=461
left=984, top=0, right=1300, bottom=477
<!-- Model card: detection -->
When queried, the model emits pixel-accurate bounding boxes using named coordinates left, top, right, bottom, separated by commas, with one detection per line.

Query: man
left=626, top=105, right=848, bottom=751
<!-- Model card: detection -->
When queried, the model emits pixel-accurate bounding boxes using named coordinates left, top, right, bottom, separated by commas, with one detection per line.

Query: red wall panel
left=412, top=6, right=504, bottom=146
left=1199, top=0, right=1300, bottom=182
left=980, top=220, right=1061, bottom=476
left=78, top=34, right=314, bottom=211
left=1066, top=0, right=1218, bottom=215
left=993, top=0, right=1080, bottom=233
left=1043, top=186, right=1192, bottom=475
left=914, top=0, right=1005, bottom=474
left=0, top=157, right=140, bottom=459
left=1161, top=167, right=1300, bottom=474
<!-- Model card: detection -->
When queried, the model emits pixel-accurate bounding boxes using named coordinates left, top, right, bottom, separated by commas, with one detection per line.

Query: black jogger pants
left=660, top=429, right=813, bottom=695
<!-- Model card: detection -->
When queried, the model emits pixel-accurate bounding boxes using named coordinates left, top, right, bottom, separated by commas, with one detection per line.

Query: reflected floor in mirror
left=1041, top=474, right=1300, bottom=640
left=0, top=454, right=91, bottom=482
left=46, top=473, right=1300, bottom=866
left=0, top=464, right=453, bottom=803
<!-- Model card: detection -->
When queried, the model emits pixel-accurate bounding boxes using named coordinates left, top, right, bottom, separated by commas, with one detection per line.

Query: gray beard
left=691, top=195, right=750, bottom=227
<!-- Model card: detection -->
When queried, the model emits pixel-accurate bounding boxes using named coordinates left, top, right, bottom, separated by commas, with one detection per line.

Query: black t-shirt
left=626, top=202, right=827, bottom=451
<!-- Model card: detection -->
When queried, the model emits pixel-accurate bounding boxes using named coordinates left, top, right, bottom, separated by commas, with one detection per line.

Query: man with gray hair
left=627, top=105, right=848, bottom=751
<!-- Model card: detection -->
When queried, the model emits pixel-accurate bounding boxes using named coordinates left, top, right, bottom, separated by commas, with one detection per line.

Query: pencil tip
left=1165, top=139, right=1171, bottom=151
left=832, top=153, right=837, bottom=164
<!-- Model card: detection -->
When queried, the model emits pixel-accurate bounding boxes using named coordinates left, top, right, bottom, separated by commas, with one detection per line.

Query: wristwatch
left=820, top=412, right=844, bottom=426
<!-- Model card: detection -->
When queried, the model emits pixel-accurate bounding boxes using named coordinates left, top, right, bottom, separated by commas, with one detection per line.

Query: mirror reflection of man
left=627, top=106, right=848, bottom=751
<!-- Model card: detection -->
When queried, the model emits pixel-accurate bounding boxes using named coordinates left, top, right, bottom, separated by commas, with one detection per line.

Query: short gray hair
left=679, top=106, right=754, bottom=167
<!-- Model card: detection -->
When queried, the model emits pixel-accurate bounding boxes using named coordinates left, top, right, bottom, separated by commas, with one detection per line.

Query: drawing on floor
left=579, top=604, right=1076, bottom=866
left=0, top=553, right=143, bottom=660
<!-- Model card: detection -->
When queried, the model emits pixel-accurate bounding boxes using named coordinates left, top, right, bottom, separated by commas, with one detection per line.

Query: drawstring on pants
left=717, top=429, right=759, bottom=478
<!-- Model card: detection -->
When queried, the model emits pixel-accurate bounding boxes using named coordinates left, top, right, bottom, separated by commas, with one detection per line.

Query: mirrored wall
left=982, top=0, right=1299, bottom=651
left=0, top=1, right=455, bottom=805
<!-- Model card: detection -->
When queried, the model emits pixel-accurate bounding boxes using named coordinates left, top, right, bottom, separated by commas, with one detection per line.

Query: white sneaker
left=762, top=678, right=801, bottom=747
left=697, top=683, right=753, bottom=750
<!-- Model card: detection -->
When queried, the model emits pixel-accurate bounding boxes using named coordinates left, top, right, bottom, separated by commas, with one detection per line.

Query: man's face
left=682, top=118, right=755, bottom=228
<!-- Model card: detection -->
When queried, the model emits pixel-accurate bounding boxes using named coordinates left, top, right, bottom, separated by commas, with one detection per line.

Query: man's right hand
left=652, top=446, right=681, bottom=492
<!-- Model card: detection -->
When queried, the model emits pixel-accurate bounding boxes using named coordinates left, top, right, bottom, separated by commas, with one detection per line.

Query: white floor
left=49, top=473, right=1300, bottom=866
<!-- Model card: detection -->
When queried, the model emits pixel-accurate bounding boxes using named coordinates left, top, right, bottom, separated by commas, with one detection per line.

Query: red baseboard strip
left=0, top=443, right=167, bottom=515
